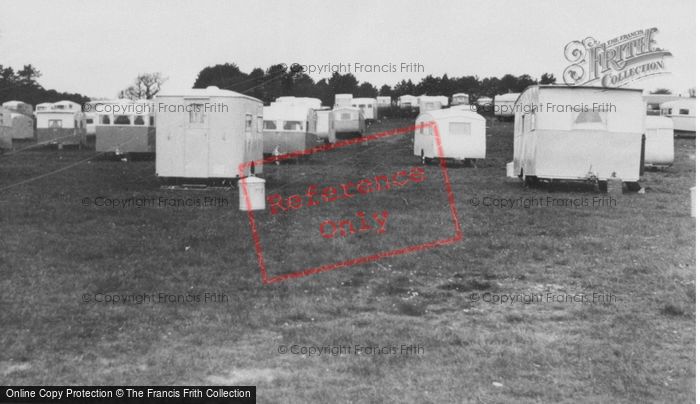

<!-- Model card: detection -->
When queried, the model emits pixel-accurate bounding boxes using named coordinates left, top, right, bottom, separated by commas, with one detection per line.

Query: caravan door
left=184, top=101, right=209, bottom=177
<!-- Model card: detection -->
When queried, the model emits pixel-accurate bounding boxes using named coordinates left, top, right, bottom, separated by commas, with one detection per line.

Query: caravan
left=451, top=93, right=470, bottom=106
left=376, top=96, right=392, bottom=109
left=2, top=100, right=33, bottom=117
left=661, top=98, right=696, bottom=132
left=643, top=94, right=681, bottom=116
left=0, top=108, right=13, bottom=151
left=398, top=95, right=418, bottom=109
left=334, top=94, right=353, bottom=108
left=330, top=106, right=365, bottom=139
left=308, top=107, right=334, bottom=144
left=414, top=107, right=486, bottom=163
left=494, top=93, right=520, bottom=119
left=351, top=98, right=378, bottom=122
left=155, top=86, right=263, bottom=182
left=418, top=96, right=444, bottom=114
left=644, top=116, right=674, bottom=167
left=95, top=100, right=156, bottom=155
left=262, top=102, right=315, bottom=155
left=8, top=113, right=33, bottom=140
left=510, top=85, right=645, bottom=187
left=35, top=101, right=86, bottom=147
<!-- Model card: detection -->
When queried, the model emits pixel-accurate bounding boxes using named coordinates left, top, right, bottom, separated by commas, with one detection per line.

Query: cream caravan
left=308, top=108, right=334, bottom=144
left=334, top=94, right=353, bottom=108
left=644, top=116, right=674, bottom=167
left=398, top=95, right=418, bottom=109
left=510, top=85, right=645, bottom=187
left=155, top=86, right=263, bottom=182
left=451, top=93, right=470, bottom=106
left=643, top=94, right=681, bottom=116
left=35, top=101, right=86, bottom=147
left=418, top=96, right=444, bottom=114
left=476, top=97, right=493, bottom=108
left=376, top=96, right=392, bottom=108
left=351, top=98, right=378, bottom=122
left=330, top=106, right=365, bottom=139
left=262, top=102, right=315, bottom=155
left=2, top=100, right=33, bottom=116
left=8, top=113, right=33, bottom=140
left=661, top=98, right=696, bottom=132
left=414, top=107, right=486, bottom=163
left=494, top=93, right=520, bottom=119
left=0, top=108, right=13, bottom=151
left=95, top=100, right=156, bottom=155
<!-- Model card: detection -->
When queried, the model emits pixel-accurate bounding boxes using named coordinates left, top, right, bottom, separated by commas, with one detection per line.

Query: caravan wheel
left=597, top=180, right=608, bottom=193
left=624, top=182, right=641, bottom=192
left=524, top=176, right=539, bottom=187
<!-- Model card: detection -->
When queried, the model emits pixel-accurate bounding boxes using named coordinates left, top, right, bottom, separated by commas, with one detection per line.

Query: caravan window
left=149, top=116, right=155, bottom=126
left=573, top=110, right=606, bottom=130
left=134, top=116, right=145, bottom=125
left=449, top=122, right=470, bottom=135
left=680, top=109, right=690, bottom=115
left=85, top=118, right=94, bottom=124
left=340, top=112, right=351, bottom=120
left=245, top=114, right=253, bottom=132
left=263, top=120, right=277, bottom=130
left=188, top=104, right=206, bottom=124
left=100, top=115, right=111, bottom=125
left=114, top=115, right=131, bottom=125
left=49, top=119, right=62, bottom=128
left=283, top=121, right=303, bottom=131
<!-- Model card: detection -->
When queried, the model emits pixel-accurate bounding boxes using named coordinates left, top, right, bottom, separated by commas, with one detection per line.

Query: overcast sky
left=0, top=0, right=695, bottom=99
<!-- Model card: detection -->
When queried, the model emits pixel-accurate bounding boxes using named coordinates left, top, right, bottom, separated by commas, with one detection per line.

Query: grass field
left=0, top=119, right=695, bottom=403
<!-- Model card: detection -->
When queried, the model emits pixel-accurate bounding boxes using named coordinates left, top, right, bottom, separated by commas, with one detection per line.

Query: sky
left=0, top=0, right=695, bottom=99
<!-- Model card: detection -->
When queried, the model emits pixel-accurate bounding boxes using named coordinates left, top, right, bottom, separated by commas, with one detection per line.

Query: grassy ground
left=0, top=119, right=695, bottom=403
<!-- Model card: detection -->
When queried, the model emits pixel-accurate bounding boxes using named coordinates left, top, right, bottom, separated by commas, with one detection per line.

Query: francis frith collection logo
left=563, top=28, right=672, bottom=87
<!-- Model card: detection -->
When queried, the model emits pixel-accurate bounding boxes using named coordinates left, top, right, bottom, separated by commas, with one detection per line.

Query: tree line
left=0, top=64, right=90, bottom=107
left=192, top=62, right=558, bottom=106
left=0, top=61, right=558, bottom=108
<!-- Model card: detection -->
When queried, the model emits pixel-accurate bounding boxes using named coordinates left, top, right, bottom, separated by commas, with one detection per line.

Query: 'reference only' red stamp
left=239, top=122, right=462, bottom=284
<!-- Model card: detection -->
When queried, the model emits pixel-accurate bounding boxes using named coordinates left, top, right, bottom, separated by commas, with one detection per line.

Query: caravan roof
left=263, top=103, right=311, bottom=121
left=660, top=98, right=696, bottom=110
left=352, top=97, right=377, bottom=104
left=52, top=100, right=81, bottom=110
left=494, top=93, right=520, bottom=102
left=273, top=97, right=322, bottom=108
left=419, top=107, right=485, bottom=122
left=516, top=84, right=642, bottom=104
left=2, top=100, right=33, bottom=114
left=158, top=86, right=261, bottom=102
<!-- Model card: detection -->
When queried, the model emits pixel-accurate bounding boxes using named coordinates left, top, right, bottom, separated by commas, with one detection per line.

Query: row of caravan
left=156, top=87, right=369, bottom=180
left=153, top=85, right=680, bottom=187
left=0, top=87, right=691, bottom=189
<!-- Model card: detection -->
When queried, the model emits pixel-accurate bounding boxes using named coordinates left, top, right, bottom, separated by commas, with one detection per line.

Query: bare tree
left=119, top=73, right=167, bottom=100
